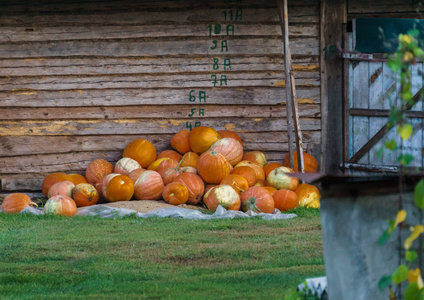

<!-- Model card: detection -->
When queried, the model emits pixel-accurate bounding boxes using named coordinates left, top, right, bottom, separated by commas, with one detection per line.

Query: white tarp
left=2, top=205, right=297, bottom=220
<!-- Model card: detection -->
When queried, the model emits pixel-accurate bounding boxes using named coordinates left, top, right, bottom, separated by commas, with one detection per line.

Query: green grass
left=0, top=208, right=323, bottom=299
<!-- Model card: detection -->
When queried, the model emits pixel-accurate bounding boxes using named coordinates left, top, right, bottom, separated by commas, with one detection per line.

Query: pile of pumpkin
left=1, top=126, right=321, bottom=217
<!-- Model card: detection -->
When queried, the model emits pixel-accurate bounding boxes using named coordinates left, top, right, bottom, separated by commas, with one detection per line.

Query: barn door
left=343, top=35, right=424, bottom=173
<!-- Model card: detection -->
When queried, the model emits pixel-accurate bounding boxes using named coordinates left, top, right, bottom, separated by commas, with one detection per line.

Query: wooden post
left=278, top=0, right=304, bottom=172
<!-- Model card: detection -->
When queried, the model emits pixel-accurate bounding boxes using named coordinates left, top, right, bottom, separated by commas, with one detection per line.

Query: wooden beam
left=279, top=0, right=304, bottom=172
left=348, top=86, right=424, bottom=163
left=350, top=108, right=424, bottom=118
left=321, top=0, right=347, bottom=173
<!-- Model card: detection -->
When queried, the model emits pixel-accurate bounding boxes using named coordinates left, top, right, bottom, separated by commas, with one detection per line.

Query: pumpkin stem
left=28, top=201, right=38, bottom=208
left=176, top=157, right=184, bottom=171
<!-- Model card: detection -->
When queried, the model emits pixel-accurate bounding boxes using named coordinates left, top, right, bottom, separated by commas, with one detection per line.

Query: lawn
left=0, top=207, right=324, bottom=299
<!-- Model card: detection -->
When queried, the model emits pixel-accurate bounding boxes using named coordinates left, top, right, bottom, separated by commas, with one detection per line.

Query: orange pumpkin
left=283, top=151, right=319, bottom=173
left=203, top=185, right=240, bottom=212
left=69, top=174, right=88, bottom=185
left=240, top=186, right=274, bottom=213
left=235, top=160, right=265, bottom=181
left=148, top=157, right=170, bottom=171
left=105, top=175, right=134, bottom=202
left=157, top=159, right=179, bottom=177
left=172, top=173, right=205, bottom=205
left=263, top=186, right=278, bottom=196
left=85, top=159, right=114, bottom=185
left=197, top=150, right=233, bottom=184
left=41, top=173, right=72, bottom=196
left=171, top=129, right=192, bottom=154
left=205, top=184, right=218, bottom=194
left=242, top=151, right=268, bottom=168
left=123, top=138, right=157, bottom=168
left=1, top=193, right=37, bottom=213
left=216, top=130, right=243, bottom=146
left=180, top=152, right=199, bottom=169
left=72, top=183, right=99, bottom=207
left=133, top=170, right=165, bottom=200
left=266, top=166, right=299, bottom=191
left=162, top=182, right=189, bottom=205
left=294, top=183, right=321, bottom=207
left=114, top=157, right=142, bottom=176
left=209, top=138, right=243, bottom=166
left=157, top=150, right=183, bottom=163
left=189, top=126, right=220, bottom=154
left=48, top=180, right=75, bottom=199
left=100, top=173, right=121, bottom=201
left=180, top=166, right=197, bottom=174
left=263, top=162, right=283, bottom=178
left=273, top=189, right=299, bottom=211
left=220, top=174, right=249, bottom=195
left=44, top=195, right=77, bottom=217
left=128, top=168, right=146, bottom=184
left=230, top=166, right=257, bottom=187
left=253, top=179, right=267, bottom=187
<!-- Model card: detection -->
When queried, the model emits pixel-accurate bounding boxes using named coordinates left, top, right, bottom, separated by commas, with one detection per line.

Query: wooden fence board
left=0, top=131, right=321, bottom=157
left=0, top=118, right=321, bottom=136
left=0, top=7, right=320, bottom=25
left=0, top=24, right=319, bottom=43
left=0, top=104, right=321, bottom=120
left=0, top=57, right=319, bottom=76
left=0, top=72, right=320, bottom=91
left=0, top=38, right=319, bottom=59
left=0, top=87, right=321, bottom=107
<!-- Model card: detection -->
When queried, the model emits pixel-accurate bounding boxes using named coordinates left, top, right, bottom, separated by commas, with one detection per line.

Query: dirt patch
left=98, top=200, right=207, bottom=213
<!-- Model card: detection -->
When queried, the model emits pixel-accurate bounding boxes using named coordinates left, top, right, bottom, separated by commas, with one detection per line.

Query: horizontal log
left=0, top=57, right=319, bottom=76
left=1, top=176, right=45, bottom=192
left=0, top=118, right=321, bottom=136
left=0, top=87, right=321, bottom=107
left=0, top=7, right=319, bottom=25
left=0, top=131, right=322, bottom=157
left=0, top=144, right=314, bottom=174
left=0, top=24, right=319, bottom=43
left=348, top=0, right=421, bottom=13
left=0, top=0, right=318, bottom=10
left=0, top=104, right=321, bottom=120
left=0, top=37, right=319, bottom=58
left=0, top=72, right=320, bottom=91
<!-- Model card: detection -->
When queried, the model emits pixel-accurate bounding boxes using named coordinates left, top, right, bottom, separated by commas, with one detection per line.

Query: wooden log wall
left=0, top=0, right=321, bottom=193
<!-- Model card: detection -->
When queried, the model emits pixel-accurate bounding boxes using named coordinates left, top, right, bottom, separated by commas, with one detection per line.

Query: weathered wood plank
left=1, top=176, right=44, bottom=192
left=368, top=62, right=385, bottom=166
left=0, top=7, right=320, bottom=25
left=0, top=131, right=321, bottom=157
left=0, top=118, right=321, bottom=136
left=0, top=87, right=321, bottom=107
left=0, top=0, right=318, bottom=11
left=0, top=24, right=319, bottom=43
left=351, top=61, right=369, bottom=164
left=0, top=72, right=320, bottom=91
left=0, top=104, right=321, bottom=120
left=348, top=0, right=422, bottom=14
left=0, top=38, right=320, bottom=58
left=0, top=145, right=314, bottom=174
left=0, top=57, right=319, bottom=77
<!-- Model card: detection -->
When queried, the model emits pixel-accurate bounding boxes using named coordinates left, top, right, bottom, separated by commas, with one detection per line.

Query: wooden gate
left=343, top=35, right=424, bottom=173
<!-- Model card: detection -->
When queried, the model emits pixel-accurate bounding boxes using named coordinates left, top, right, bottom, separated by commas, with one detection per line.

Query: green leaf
left=378, top=274, right=393, bottom=291
left=414, top=179, right=424, bottom=209
left=387, top=57, right=403, bottom=72
left=414, top=47, right=424, bottom=57
left=404, top=282, right=424, bottom=300
left=402, top=91, right=413, bottom=101
left=385, top=140, right=397, bottom=150
left=378, top=229, right=391, bottom=246
left=377, top=147, right=385, bottom=159
left=406, top=251, right=418, bottom=262
left=398, top=154, right=414, bottom=166
left=397, top=124, right=413, bottom=140
left=392, top=264, right=409, bottom=285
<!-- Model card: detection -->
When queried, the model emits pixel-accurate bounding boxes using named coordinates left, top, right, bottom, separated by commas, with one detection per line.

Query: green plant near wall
left=378, top=32, right=424, bottom=299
